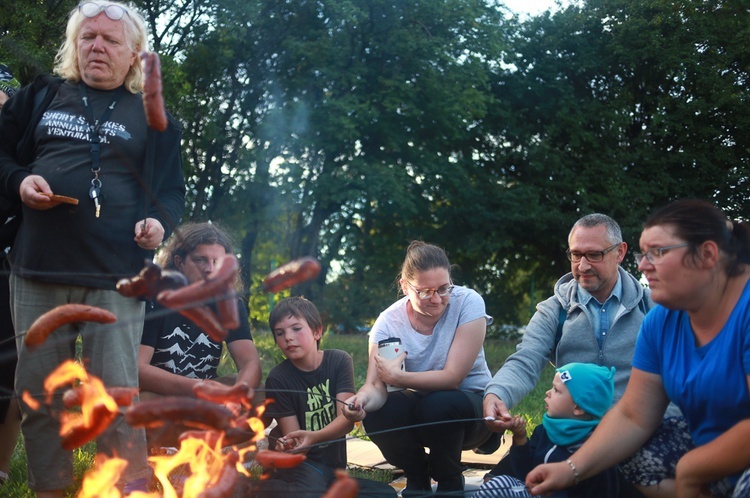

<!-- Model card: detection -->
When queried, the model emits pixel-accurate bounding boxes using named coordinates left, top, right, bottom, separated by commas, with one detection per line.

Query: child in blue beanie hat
left=475, top=363, right=618, bottom=498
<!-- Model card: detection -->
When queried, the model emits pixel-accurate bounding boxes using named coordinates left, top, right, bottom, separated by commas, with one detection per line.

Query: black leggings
left=363, top=389, right=491, bottom=483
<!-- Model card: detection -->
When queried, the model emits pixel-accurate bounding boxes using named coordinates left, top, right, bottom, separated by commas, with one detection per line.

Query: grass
left=5, top=332, right=553, bottom=496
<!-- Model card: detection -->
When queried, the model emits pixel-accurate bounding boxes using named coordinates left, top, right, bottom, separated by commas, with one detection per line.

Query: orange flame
left=69, top=376, right=294, bottom=497
left=78, top=455, right=128, bottom=498
left=22, top=390, right=40, bottom=411
left=44, top=360, right=119, bottom=450
left=78, top=455, right=159, bottom=498
left=149, top=435, right=236, bottom=498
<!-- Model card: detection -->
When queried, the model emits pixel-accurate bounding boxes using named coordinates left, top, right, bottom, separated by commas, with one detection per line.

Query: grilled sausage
left=140, top=51, right=168, bottom=131
left=125, top=397, right=233, bottom=431
left=262, top=257, right=321, bottom=293
left=25, top=304, right=117, bottom=349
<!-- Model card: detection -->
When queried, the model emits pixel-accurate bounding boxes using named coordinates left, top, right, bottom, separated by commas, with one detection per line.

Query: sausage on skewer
left=262, top=257, right=321, bottom=294
left=140, top=51, right=167, bottom=132
left=24, top=304, right=117, bottom=349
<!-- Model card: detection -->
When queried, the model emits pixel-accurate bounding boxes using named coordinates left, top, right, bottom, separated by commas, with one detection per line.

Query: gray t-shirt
left=369, top=285, right=492, bottom=392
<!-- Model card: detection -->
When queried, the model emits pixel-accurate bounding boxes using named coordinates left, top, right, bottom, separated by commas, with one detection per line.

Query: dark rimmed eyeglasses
left=406, top=281, right=454, bottom=300
left=565, top=243, right=621, bottom=263
left=79, top=2, right=130, bottom=21
left=633, top=243, right=689, bottom=265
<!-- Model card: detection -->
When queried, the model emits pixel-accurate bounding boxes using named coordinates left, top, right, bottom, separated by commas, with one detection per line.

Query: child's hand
left=509, top=415, right=527, bottom=441
left=283, top=430, right=315, bottom=454
left=343, top=395, right=366, bottom=422
left=276, top=435, right=301, bottom=452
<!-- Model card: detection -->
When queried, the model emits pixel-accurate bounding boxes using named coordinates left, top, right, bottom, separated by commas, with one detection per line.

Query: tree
left=456, top=0, right=750, bottom=322
left=0, top=0, right=77, bottom=84
left=163, top=0, right=511, bottom=325
left=4, top=0, right=748, bottom=328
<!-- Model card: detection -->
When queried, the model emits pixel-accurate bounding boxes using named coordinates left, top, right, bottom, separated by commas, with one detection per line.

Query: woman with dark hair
left=527, top=199, right=750, bottom=498
left=344, top=241, right=497, bottom=497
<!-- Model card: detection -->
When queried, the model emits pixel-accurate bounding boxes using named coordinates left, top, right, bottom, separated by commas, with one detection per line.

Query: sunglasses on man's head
left=78, top=2, right=130, bottom=21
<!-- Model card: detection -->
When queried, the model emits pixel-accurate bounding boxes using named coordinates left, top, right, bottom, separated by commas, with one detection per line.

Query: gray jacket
left=485, top=267, right=651, bottom=409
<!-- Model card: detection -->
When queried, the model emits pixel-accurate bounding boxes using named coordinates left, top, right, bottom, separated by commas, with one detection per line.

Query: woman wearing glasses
left=527, top=199, right=750, bottom=498
left=344, top=241, right=496, bottom=497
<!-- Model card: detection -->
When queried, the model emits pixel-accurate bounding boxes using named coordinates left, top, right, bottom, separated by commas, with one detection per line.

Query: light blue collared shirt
left=577, top=276, right=622, bottom=349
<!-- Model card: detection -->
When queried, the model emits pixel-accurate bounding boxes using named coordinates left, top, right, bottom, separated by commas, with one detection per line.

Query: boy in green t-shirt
left=258, top=297, right=395, bottom=497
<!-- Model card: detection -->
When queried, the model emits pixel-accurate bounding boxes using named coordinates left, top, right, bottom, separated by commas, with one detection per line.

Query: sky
left=503, top=0, right=568, bottom=17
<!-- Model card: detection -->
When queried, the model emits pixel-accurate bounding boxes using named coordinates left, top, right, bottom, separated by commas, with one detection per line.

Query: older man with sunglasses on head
left=0, top=2, right=185, bottom=496
left=483, top=214, right=687, bottom=498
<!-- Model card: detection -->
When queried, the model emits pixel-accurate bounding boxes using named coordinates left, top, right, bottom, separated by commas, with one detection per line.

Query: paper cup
left=378, top=337, right=406, bottom=392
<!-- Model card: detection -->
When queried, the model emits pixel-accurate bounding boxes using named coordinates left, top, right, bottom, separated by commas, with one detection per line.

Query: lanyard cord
left=78, top=83, right=123, bottom=179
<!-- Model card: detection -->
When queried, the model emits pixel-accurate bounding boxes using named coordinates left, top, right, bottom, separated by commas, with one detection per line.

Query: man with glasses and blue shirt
left=483, top=214, right=687, bottom=498
left=0, top=2, right=184, bottom=496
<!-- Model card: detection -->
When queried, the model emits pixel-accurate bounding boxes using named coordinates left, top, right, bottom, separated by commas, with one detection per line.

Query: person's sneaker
left=434, top=475, right=464, bottom=497
left=401, top=474, right=432, bottom=497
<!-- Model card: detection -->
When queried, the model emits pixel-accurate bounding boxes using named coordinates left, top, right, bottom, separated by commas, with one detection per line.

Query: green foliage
left=347, top=466, right=394, bottom=484
left=7, top=439, right=96, bottom=498
left=0, top=0, right=77, bottom=84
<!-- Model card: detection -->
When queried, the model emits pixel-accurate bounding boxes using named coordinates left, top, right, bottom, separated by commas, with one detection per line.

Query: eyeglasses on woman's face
left=633, top=243, right=689, bottom=265
left=79, top=2, right=130, bottom=21
left=565, top=243, right=620, bottom=263
left=406, top=281, right=454, bottom=300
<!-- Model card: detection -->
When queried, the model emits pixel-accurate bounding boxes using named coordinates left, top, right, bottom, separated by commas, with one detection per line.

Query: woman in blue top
left=526, top=199, right=750, bottom=498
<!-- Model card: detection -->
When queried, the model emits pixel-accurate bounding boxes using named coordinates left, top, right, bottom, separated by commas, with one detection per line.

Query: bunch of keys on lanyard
left=79, top=83, right=122, bottom=220
left=89, top=174, right=101, bottom=218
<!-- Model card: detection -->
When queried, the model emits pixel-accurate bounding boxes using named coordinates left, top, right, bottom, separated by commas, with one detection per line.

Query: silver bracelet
left=566, top=459, right=581, bottom=485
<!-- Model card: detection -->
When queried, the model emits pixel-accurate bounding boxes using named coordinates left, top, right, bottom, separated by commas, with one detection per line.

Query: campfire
left=39, top=360, right=301, bottom=497
left=20, top=257, right=354, bottom=497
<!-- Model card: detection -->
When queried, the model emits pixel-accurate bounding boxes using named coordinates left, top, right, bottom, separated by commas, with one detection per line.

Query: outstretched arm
left=344, top=343, right=388, bottom=421
left=485, top=299, right=562, bottom=413
left=228, top=339, right=263, bottom=389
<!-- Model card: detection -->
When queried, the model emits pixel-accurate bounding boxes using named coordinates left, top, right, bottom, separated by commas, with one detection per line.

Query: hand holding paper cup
left=378, top=337, right=406, bottom=392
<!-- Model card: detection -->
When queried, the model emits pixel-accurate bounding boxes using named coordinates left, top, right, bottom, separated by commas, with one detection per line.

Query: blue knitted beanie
left=556, top=362, right=615, bottom=419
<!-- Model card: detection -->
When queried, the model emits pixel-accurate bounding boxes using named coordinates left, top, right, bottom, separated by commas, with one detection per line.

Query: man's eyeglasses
left=79, top=2, right=130, bottom=21
left=633, top=243, right=689, bottom=265
left=406, top=281, right=454, bottom=300
left=565, top=243, right=620, bottom=263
